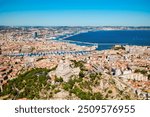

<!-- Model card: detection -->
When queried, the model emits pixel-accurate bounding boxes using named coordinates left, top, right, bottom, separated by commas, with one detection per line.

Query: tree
left=0, top=68, right=51, bottom=99
left=79, top=71, right=85, bottom=78
left=63, top=83, right=70, bottom=91
left=148, top=74, right=150, bottom=80
left=108, top=90, right=112, bottom=94
left=89, top=73, right=97, bottom=81
left=55, top=77, right=63, bottom=83
left=94, top=92, right=103, bottom=100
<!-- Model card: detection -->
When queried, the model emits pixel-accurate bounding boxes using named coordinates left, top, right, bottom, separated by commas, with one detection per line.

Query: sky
left=0, top=0, right=150, bottom=26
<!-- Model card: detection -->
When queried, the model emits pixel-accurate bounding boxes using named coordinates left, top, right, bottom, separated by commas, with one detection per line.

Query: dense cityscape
left=0, top=26, right=150, bottom=100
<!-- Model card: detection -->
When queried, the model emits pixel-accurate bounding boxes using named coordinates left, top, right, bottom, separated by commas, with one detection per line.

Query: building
left=33, top=32, right=38, bottom=39
left=0, top=46, right=1, bottom=54
left=119, top=73, right=148, bottom=82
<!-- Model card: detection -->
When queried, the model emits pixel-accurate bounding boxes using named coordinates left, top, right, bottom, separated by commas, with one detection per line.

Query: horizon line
left=0, top=25, right=150, bottom=27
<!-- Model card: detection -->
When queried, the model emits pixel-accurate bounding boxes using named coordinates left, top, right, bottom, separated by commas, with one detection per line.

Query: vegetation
left=113, top=45, right=125, bottom=50
left=148, top=74, right=150, bottom=80
left=108, top=90, right=112, bottom=94
left=71, top=60, right=87, bottom=71
left=62, top=78, right=76, bottom=91
left=55, top=77, right=63, bottom=83
left=89, top=73, right=97, bottom=81
left=134, top=69, right=148, bottom=75
left=70, top=86, right=103, bottom=100
left=0, top=68, right=52, bottom=99
left=62, top=74, right=104, bottom=100
left=36, top=57, right=44, bottom=61
left=0, top=59, right=135, bottom=100
left=79, top=71, right=85, bottom=78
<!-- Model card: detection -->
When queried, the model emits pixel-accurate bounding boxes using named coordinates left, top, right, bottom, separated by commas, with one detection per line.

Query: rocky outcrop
left=48, top=59, right=80, bottom=82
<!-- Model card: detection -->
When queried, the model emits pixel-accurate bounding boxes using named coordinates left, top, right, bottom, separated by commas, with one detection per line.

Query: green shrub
left=55, top=77, right=63, bottom=83
left=108, top=90, right=112, bottom=94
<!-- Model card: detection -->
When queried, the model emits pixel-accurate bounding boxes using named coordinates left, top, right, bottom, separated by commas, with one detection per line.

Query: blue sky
left=0, top=0, right=150, bottom=26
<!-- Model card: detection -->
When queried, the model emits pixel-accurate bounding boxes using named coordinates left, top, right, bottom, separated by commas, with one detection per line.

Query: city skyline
left=0, top=0, right=150, bottom=26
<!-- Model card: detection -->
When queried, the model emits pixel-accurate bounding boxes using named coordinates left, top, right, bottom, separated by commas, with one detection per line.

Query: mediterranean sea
left=66, top=30, right=150, bottom=50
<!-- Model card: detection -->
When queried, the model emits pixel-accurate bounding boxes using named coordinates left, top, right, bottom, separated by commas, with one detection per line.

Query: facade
left=33, top=32, right=38, bottom=39
left=119, top=73, right=148, bottom=82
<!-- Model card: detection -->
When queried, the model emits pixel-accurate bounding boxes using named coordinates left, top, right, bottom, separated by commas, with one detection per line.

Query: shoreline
left=54, top=30, right=150, bottom=51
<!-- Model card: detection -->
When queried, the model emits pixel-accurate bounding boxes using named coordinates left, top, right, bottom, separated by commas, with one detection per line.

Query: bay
left=65, top=30, right=150, bottom=50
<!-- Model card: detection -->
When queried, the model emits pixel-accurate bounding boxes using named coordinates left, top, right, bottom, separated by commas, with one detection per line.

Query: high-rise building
left=33, top=32, right=38, bottom=39
left=0, top=46, right=2, bottom=55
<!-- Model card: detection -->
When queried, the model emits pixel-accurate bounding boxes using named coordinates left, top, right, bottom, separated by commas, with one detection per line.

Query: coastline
left=0, top=26, right=150, bottom=100
left=60, top=30, right=150, bottom=50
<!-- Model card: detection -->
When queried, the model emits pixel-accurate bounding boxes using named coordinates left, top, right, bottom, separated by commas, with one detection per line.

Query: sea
left=65, top=30, right=150, bottom=50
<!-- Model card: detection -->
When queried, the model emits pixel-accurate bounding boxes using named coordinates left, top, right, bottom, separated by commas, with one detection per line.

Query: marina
left=3, top=50, right=92, bottom=57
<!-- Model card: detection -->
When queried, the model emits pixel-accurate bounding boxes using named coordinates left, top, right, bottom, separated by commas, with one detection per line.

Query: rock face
left=49, top=59, right=80, bottom=82
left=53, top=90, right=79, bottom=100
left=53, top=90, right=70, bottom=100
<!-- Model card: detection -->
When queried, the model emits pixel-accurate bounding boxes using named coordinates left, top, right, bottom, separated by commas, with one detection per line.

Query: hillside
left=0, top=60, right=137, bottom=100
